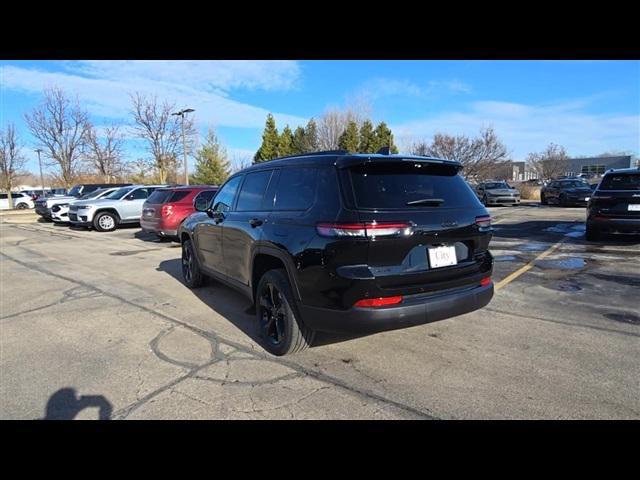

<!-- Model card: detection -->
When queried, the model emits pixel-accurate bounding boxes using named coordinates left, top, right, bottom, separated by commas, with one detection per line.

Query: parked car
left=540, top=179, right=592, bottom=206
left=35, top=183, right=131, bottom=220
left=0, top=192, right=35, bottom=210
left=50, top=187, right=121, bottom=223
left=586, top=167, right=640, bottom=241
left=474, top=181, right=521, bottom=206
left=140, top=185, right=218, bottom=239
left=69, top=184, right=167, bottom=231
left=178, top=151, right=494, bottom=356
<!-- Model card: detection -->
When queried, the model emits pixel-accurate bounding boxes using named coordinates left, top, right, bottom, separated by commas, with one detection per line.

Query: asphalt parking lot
left=1, top=204, right=639, bottom=419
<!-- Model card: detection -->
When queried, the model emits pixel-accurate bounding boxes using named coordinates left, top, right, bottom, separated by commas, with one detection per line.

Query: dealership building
left=504, top=155, right=636, bottom=181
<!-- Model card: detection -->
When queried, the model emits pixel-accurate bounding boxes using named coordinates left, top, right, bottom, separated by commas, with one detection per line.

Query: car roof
left=604, top=167, right=640, bottom=175
left=238, top=151, right=461, bottom=174
left=156, top=185, right=218, bottom=190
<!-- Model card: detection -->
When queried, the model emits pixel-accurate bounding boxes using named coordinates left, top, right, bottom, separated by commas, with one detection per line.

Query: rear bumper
left=588, top=217, right=640, bottom=235
left=298, top=282, right=494, bottom=334
left=140, top=217, right=177, bottom=237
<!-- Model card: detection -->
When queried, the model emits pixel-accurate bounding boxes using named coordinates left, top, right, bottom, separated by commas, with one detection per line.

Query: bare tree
left=83, top=125, right=125, bottom=183
left=527, top=143, right=569, bottom=181
left=410, top=127, right=509, bottom=181
left=0, top=123, right=27, bottom=209
left=130, top=93, right=196, bottom=184
left=316, top=100, right=373, bottom=151
left=24, top=87, right=91, bottom=188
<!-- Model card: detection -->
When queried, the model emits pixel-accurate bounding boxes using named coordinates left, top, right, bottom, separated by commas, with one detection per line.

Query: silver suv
left=69, top=185, right=167, bottom=231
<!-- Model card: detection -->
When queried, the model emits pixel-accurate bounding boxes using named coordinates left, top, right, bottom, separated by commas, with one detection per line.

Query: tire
left=255, top=268, right=315, bottom=356
left=540, top=193, right=547, bottom=205
left=181, top=239, right=205, bottom=288
left=585, top=225, right=600, bottom=242
left=93, top=211, right=118, bottom=232
left=16, top=203, right=28, bottom=209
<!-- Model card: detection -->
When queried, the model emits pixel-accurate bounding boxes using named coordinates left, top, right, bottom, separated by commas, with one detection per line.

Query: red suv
left=141, top=185, right=218, bottom=239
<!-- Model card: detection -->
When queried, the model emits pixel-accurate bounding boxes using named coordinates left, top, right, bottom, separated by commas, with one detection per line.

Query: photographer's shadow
left=44, top=388, right=112, bottom=420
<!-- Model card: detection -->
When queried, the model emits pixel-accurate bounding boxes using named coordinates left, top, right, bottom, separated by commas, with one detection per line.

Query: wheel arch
left=251, top=247, right=302, bottom=304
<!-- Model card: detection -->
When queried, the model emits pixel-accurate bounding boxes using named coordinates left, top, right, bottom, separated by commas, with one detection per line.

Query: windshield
left=348, top=162, right=479, bottom=209
left=80, top=188, right=108, bottom=200
left=484, top=182, right=511, bottom=189
left=68, top=185, right=83, bottom=197
left=104, top=186, right=134, bottom=200
left=599, top=174, right=640, bottom=191
left=560, top=181, right=587, bottom=188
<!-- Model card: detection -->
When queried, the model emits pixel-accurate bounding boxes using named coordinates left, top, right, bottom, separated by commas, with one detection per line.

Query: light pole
left=171, top=108, right=195, bottom=185
left=35, top=148, right=45, bottom=195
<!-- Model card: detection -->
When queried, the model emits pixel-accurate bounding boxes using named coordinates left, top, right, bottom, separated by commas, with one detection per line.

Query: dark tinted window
left=194, top=190, right=217, bottom=206
left=559, top=180, right=587, bottom=188
left=146, top=190, right=172, bottom=204
left=213, top=176, right=242, bottom=213
left=129, top=188, right=150, bottom=200
left=349, top=162, right=479, bottom=209
left=169, top=190, right=191, bottom=203
left=0, top=194, right=7, bottom=199
left=484, top=182, right=511, bottom=189
left=11, top=193, right=23, bottom=198
left=273, top=168, right=317, bottom=211
left=600, top=173, right=640, bottom=191
left=237, top=171, right=272, bottom=211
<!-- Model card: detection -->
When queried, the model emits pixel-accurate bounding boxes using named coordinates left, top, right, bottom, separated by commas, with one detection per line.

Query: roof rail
left=273, top=150, right=349, bottom=161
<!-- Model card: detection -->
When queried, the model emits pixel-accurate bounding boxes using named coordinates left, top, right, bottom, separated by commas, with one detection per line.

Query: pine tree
left=190, top=128, right=230, bottom=185
left=358, top=120, right=376, bottom=153
left=292, top=126, right=306, bottom=154
left=303, top=118, right=318, bottom=152
left=279, top=125, right=294, bottom=156
left=254, top=113, right=280, bottom=163
left=372, top=122, right=399, bottom=153
left=338, top=120, right=360, bottom=152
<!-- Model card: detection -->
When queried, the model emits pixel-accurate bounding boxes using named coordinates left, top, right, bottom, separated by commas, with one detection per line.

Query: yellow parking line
left=494, top=238, right=566, bottom=291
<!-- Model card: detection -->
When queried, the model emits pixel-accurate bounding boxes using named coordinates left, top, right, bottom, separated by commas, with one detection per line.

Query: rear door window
left=600, top=174, right=640, bottom=191
left=273, top=167, right=318, bottom=211
left=236, top=170, right=273, bottom=211
left=348, top=162, right=479, bottom=209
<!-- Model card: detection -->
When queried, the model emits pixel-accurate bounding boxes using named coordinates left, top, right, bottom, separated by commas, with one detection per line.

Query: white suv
left=0, top=192, right=35, bottom=210
left=51, top=187, right=121, bottom=223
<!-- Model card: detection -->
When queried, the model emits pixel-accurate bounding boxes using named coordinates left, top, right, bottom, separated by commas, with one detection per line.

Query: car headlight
left=77, top=205, right=93, bottom=210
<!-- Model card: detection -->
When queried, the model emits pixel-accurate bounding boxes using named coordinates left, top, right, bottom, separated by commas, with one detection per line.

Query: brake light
left=475, top=215, right=491, bottom=228
left=480, top=276, right=492, bottom=287
left=161, top=204, right=174, bottom=217
left=316, top=222, right=412, bottom=238
left=354, top=296, right=403, bottom=308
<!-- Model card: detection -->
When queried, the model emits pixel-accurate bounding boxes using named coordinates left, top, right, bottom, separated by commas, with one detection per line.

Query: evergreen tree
left=292, top=126, right=306, bottom=154
left=279, top=125, right=294, bottom=156
left=303, top=118, right=318, bottom=152
left=338, top=120, right=360, bottom=152
left=190, top=128, right=230, bottom=185
left=358, top=120, right=376, bottom=153
left=372, top=122, right=399, bottom=153
left=254, top=113, right=280, bottom=163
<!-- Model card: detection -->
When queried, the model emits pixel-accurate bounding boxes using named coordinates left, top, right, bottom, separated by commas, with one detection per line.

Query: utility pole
left=171, top=108, right=195, bottom=185
left=35, top=148, right=45, bottom=196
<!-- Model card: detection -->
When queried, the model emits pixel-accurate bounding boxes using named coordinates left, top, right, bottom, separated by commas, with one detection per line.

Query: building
left=565, top=155, right=634, bottom=177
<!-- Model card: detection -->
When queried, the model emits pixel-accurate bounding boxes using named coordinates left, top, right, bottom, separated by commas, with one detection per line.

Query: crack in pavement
left=0, top=249, right=436, bottom=420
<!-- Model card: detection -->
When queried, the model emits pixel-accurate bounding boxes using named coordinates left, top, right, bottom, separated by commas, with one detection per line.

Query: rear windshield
left=559, top=180, right=588, bottom=188
left=348, top=162, right=480, bottom=209
left=599, top=173, right=640, bottom=191
left=146, top=190, right=173, bottom=204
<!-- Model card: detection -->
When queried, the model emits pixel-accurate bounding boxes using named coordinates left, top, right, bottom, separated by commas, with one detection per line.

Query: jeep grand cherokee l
left=178, top=151, right=494, bottom=356
left=586, top=167, right=640, bottom=241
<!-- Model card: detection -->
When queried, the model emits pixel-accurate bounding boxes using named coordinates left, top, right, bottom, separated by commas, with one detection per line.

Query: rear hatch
left=142, top=189, right=174, bottom=220
left=341, top=159, right=492, bottom=293
left=590, top=172, right=640, bottom=218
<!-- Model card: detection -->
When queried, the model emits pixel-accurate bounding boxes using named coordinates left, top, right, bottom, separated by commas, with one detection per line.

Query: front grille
left=69, top=213, right=78, bottom=221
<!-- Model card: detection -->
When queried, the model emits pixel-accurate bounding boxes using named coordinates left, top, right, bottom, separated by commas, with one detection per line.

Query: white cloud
left=392, top=98, right=640, bottom=159
left=358, top=77, right=472, bottom=100
left=2, top=62, right=306, bottom=130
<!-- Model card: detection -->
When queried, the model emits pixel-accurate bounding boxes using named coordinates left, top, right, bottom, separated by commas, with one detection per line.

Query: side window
left=273, top=168, right=318, bottom=211
left=11, top=193, right=22, bottom=199
left=169, top=190, right=191, bottom=203
left=212, top=176, right=242, bottom=213
left=236, top=170, right=273, bottom=211
left=0, top=194, right=7, bottom=199
left=193, top=190, right=217, bottom=207
left=129, top=188, right=149, bottom=200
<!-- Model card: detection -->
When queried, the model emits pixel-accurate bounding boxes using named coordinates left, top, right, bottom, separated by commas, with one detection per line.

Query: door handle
left=249, top=218, right=264, bottom=228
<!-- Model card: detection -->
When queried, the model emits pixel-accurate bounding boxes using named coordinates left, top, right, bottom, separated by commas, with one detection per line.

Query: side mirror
left=206, top=209, right=224, bottom=222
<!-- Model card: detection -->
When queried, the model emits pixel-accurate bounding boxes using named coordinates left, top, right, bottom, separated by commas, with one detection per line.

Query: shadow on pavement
left=156, top=258, right=369, bottom=350
left=43, top=388, right=112, bottom=420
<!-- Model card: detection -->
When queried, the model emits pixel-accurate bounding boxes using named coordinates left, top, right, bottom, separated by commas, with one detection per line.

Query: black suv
left=586, top=167, right=640, bottom=241
left=540, top=178, right=592, bottom=206
left=178, top=151, right=494, bottom=355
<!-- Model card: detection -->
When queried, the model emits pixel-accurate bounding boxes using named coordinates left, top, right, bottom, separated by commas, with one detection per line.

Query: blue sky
left=1, top=60, right=638, bottom=173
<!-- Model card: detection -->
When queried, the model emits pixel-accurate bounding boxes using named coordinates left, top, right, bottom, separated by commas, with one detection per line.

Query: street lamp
left=171, top=108, right=195, bottom=185
left=35, top=148, right=45, bottom=196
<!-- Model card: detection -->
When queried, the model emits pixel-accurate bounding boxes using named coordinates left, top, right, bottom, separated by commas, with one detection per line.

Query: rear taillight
left=354, top=296, right=403, bottom=308
left=161, top=204, right=174, bottom=217
left=475, top=215, right=492, bottom=229
left=316, top=221, right=412, bottom=238
left=480, top=276, right=492, bottom=287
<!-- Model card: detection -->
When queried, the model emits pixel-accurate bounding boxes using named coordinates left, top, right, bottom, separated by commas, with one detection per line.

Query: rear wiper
left=406, top=198, right=445, bottom=206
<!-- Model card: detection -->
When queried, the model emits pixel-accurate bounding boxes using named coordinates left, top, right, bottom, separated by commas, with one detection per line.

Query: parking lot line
left=494, top=238, right=566, bottom=291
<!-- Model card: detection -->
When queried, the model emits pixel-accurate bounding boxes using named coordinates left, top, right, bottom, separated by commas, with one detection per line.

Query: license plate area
left=428, top=245, right=458, bottom=269
left=628, top=204, right=640, bottom=211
